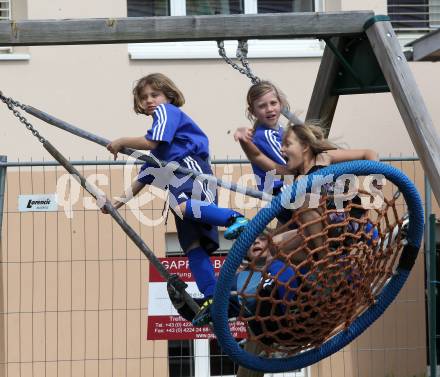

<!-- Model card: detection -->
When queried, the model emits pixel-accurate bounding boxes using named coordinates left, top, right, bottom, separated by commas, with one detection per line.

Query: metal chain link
left=217, top=40, right=260, bottom=84
left=0, top=91, right=46, bottom=143
left=236, top=40, right=260, bottom=85
left=216, top=41, right=304, bottom=125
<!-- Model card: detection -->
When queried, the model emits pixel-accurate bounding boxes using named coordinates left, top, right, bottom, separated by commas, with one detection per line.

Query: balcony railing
left=388, top=0, right=440, bottom=32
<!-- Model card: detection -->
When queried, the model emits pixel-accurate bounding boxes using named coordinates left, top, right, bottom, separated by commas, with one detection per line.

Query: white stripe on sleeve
left=152, top=104, right=167, bottom=140
left=158, top=105, right=167, bottom=140
left=264, top=130, right=286, bottom=164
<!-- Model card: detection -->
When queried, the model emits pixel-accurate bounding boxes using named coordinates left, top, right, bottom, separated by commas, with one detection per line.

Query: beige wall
left=3, top=57, right=439, bottom=161
left=340, top=0, right=386, bottom=13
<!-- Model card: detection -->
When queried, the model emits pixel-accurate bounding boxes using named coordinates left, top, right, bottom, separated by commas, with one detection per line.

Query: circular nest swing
left=212, top=161, right=424, bottom=373
left=236, top=188, right=406, bottom=355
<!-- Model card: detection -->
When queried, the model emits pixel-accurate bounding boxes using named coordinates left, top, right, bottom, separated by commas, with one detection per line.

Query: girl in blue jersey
left=192, top=124, right=379, bottom=326
left=234, top=81, right=289, bottom=195
left=237, top=123, right=379, bottom=257
left=104, top=73, right=248, bottom=315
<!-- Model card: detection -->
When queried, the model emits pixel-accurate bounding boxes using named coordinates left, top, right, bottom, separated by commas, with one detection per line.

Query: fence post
left=426, top=174, right=438, bottom=377
left=428, top=213, right=438, bottom=377
left=0, top=156, right=6, bottom=236
left=0, top=155, right=6, bottom=377
left=425, top=176, right=432, bottom=256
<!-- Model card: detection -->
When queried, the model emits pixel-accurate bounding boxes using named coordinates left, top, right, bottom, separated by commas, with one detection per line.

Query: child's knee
left=178, top=201, right=186, bottom=214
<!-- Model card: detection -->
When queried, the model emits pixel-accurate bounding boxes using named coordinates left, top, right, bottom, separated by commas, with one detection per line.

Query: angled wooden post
left=306, top=37, right=342, bottom=136
left=365, top=16, right=440, bottom=203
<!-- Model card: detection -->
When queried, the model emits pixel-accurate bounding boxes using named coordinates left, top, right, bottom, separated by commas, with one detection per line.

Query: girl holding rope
left=234, top=80, right=289, bottom=196
left=237, top=122, right=379, bottom=254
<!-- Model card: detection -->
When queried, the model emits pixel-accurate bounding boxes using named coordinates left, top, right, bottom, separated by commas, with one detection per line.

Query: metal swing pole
left=19, top=101, right=273, bottom=202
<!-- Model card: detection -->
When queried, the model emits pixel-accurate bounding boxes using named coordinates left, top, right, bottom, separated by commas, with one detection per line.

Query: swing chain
left=0, top=92, right=46, bottom=143
left=217, top=40, right=260, bottom=84
left=217, top=41, right=305, bottom=125
left=236, top=40, right=260, bottom=85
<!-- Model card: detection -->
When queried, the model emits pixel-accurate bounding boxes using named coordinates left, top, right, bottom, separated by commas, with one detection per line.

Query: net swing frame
left=212, top=160, right=424, bottom=373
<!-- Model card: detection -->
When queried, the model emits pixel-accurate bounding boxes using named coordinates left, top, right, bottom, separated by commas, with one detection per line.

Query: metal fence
left=0, top=156, right=436, bottom=377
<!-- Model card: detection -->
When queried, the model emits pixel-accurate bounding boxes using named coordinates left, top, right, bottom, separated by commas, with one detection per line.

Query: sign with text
left=18, top=194, right=58, bottom=212
left=147, top=256, right=247, bottom=340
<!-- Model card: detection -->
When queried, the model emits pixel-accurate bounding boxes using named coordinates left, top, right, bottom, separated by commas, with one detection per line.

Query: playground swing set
left=0, top=11, right=436, bottom=374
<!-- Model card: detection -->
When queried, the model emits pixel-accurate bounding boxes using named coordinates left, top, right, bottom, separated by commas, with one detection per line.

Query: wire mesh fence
left=0, top=156, right=434, bottom=377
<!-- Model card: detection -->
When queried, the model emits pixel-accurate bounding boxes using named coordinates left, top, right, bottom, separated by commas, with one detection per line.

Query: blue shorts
left=268, top=259, right=309, bottom=301
left=138, top=155, right=219, bottom=254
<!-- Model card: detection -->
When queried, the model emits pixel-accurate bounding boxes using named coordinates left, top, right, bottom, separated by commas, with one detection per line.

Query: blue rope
left=212, top=160, right=424, bottom=373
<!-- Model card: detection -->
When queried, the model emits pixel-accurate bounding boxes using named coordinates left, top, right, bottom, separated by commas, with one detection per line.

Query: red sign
left=147, top=256, right=247, bottom=340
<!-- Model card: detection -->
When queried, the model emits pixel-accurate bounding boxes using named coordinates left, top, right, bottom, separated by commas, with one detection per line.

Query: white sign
left=18, top=194, right=58, bottom=212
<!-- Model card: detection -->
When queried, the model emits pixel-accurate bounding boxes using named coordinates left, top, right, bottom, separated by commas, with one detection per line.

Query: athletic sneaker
left=224, top=216, right=249, bottom=240
left=192, top=298, right=213, bottom=327
left=192, top=296, right=243, bottom=327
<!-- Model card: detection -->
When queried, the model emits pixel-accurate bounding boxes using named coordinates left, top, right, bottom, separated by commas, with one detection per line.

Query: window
left=186, top=0, right=244, bottom=15
left=388, top=0, right=440, bottom=31
left=0, top=0, right=11, bottom=53
left=127, top=0, right=318, bottom=16
left=165, top=231, right=234, bottom=256
left=209, top=339, right=239, bottom=376
left=432, top=0, right=440, bottom=27
left=0, top=0, right=14, bottom=55
left=128, top=0, right=170, bottom=17
left=257, top=0, right=314, bottom=13
left=209, top=334, right=304, bottom=377
left=168, top=340, right=195, bottom=377
left=0, top=0, right=29, bottom=59
left=0, top=0, right=10, bottom=20
left=127, top=0, right=324, bottom=59
left=165, top=236, right=237, bottom=377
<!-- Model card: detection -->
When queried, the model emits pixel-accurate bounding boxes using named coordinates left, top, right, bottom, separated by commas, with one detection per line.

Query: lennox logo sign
left=18, top=194, right=58, bottom=212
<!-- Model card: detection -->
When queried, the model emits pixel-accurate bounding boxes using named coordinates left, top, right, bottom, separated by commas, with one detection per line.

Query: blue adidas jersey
left=145, top=103, right=210, bottom=162
left=252, top=125, right=286, bottom=192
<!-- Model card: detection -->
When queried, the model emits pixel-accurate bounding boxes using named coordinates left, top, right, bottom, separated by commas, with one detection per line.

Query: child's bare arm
left=233, top=127, right=253, bottom=143
left=107, top=136, right=159, bottom=160
left=101, top=180, right=146, bottom=213
left=272, top=229, right=298, bottom=245
left=235, top=135, right=290, bottom=175
left=327, top=149, right=379, bottom=163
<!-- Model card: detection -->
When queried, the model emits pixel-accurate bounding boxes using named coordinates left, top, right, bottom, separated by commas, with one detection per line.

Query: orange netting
left=236, top=188, right=407, bottom=355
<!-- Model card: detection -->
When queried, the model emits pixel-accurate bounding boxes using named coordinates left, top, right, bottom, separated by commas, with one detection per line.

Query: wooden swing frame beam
left=0, top=12, right=373, bottom=45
